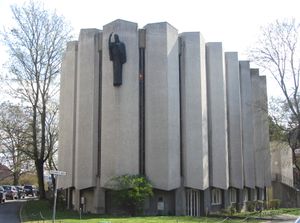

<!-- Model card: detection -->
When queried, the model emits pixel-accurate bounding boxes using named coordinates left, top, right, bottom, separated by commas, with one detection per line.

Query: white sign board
left=50, top=170, right=66, bottom=176
left=157, top=201, right=164, bottom=211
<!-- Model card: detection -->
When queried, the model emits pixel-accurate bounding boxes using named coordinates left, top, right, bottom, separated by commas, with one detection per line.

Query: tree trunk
left=13, top=171, right=19, bottom=185
left=36, top=159, right=46, bottom=199
left=13, top=171, right=20, bottom=185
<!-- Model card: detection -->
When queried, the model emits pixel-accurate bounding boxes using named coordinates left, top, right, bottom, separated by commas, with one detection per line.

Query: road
left=264, top=221, right=296, bottom=223
left=0, top=200, right=25, bottom=223
left=263, top=218, right=299, bottom=223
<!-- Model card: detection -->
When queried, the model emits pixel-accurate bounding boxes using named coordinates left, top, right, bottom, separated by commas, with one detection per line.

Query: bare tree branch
left=1, top=1, right=72, bottom=198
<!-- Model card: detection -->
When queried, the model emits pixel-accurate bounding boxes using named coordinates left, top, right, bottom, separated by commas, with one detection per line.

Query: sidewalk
left=260, top=214, right=298, bottom=222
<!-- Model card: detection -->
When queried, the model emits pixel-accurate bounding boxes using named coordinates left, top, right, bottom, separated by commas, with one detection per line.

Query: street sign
left=50, top=170, right=66, bottom=176
left=50, top=170, right=66, bottom=222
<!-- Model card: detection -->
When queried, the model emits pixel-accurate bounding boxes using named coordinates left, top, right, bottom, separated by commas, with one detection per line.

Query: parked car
left=24, top=185, right=37, bottom=197
left=16, top=186, right=25, bottom=199
left=0, top=186, right=6, bottom=203
left=2, top=185, right=18, bottom=200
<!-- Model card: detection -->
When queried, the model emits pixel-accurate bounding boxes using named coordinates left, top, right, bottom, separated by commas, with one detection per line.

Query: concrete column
left=203, top=188, right=211, bottom=215
left=74, top=189, right=80, bottom=211
left=75, top=29, right=100, bottom=190
left=251, top=69, right=264, bottom=188
left=259, top=76, right=272, bottom=187
left=58, top=41, right=78, bottom=188
left=223, top=189, right=230, bottom=209
left=237, top=189, right=244, bottom=211
left=175, top=180, right=186, bottom=216
left=93, top=177, right=105, bottom=213
left=206, top=42, right=229, bottom=190
left=180, top=32, right=209, bottom=190
left=239, top=61, right=255, bottom=189
left=225, top=52, right=244, bottom=189
left=144, top=22, right=181, bottom=190
left=101, top=20, right=139, bottom=187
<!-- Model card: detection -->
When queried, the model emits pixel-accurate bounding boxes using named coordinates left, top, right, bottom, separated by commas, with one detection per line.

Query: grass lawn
left=20, top=200, right=265, bottom=223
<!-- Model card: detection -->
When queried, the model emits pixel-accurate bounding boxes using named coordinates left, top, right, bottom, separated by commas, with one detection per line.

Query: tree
left=107, top=175, right=153, bottom=216
left=268, top=97, right=288, bottom=142
left=250, top=18, right=300, bottom=173
left=0, top=102, right=30, bottom=185
left=1, top=1, right=72, bottom=198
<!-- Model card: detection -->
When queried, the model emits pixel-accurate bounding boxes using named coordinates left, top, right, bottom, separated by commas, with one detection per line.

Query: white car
left=295, top=217, right=300, bottom=223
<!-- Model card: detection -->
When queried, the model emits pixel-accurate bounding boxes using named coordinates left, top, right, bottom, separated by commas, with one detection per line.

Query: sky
left=0, top=0, right=300, bottom=97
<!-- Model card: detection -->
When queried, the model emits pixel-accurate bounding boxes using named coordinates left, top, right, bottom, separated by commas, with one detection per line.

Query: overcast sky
left=1, top=0, right=300, bottom=96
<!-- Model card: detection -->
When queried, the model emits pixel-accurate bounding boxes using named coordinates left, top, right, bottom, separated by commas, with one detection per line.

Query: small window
left=253, top=189, right=257, bottom=201
left=211, top=188, right=222, bottom=205
left=243, top=188, right=248, bottom=202
left=261, top=189, right=265, bottom=200
left=229, top=188, right=237, bottom=203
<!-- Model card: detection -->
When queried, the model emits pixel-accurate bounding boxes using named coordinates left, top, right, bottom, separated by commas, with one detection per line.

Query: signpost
left=50, top=170, right=66, bottom=223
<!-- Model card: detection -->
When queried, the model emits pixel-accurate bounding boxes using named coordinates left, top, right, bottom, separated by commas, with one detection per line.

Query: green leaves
left=108, top=174, right=153, bottom=216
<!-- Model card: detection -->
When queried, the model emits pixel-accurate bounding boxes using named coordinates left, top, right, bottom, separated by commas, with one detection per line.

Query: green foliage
left=229, top=205, right=237, bottom=215
left=245, top=201, right=256, bottom=212
left=255, top=200, right=264, bottom=213
left=221, top=205, right=236, bottom=216
left=268, top=116, right=287, bottom=142
left=108, top=175, right=153, bottom=216
left=269, top=199, right=281, bottom=209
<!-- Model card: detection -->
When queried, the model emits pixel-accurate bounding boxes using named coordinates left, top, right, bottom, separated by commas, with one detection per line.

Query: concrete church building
left=58, top=19, right=271, bottom=216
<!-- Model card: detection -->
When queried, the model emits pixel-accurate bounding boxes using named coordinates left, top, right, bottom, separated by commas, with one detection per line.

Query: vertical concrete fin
left=180, top=32, right=209, bottom=190
left=101, top=20, right=139, bottom=188
left=259, top=76, right=272, bottom=187
left=206, top=42, right=229, bottom=190
left=75, top=28, right=100, bottom=189
left=144, top=22, right=181, bottom=190
left=239, top=61, right=256, bottom=189
left=225, top=52, right=244, bottom=189
left=58, top=41, right=78, bottom=188
left=251, top=69, right=265, bottom=188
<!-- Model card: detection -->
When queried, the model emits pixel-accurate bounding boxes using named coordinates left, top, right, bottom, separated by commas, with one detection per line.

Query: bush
left=269, top=199, right=281, bottom=209
left=246, top=201, right=256, bottom=212
left=236, top=203, right=242, bottom=213
left=107, top=175, right=153, bottom=216
left=255, top=200, right=264, bottom=212
left=229, top=204, right=236, bottom=215
left=221, top=205, right=236, bottom=216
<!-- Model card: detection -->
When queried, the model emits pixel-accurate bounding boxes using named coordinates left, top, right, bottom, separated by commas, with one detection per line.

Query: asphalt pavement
left=262, top=215, right=299, bottom=223
left=0, top=200, right=25, bottom=223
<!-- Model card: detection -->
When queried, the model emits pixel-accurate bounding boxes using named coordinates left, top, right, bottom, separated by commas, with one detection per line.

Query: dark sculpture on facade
left=109, top=33, right=126, bottom=86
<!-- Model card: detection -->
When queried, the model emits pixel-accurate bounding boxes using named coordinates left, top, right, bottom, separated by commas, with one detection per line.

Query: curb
left=19, top=200, right=26, bottom=223
left=209, top=214, right=298, bottom=222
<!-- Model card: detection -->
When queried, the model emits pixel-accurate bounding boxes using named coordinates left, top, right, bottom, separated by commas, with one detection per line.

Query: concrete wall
left=206, top=42, right=229, bottom=190
left=80, top=188, right=95, bottom=213
left=144, top=22, right=181, bottom=190
left=239, top=61, right=255, bottom=189
left=225, top=52, right=244, bottom=189
left=251, top=69, right=265, bottom=188
left=180, top=32, right=209, bottom=190
left=75, top=29, right=100, bottom=190
left=58, top=41, right=78, bottom=188
left=270, top=181, right=300, bottom=208
left=100, top=19, right=139, bottom=188
left=271, top=141, right=294, bottom=187
left=144, top=189, right=176, bottom=216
